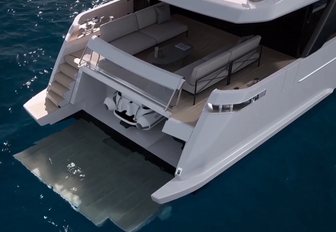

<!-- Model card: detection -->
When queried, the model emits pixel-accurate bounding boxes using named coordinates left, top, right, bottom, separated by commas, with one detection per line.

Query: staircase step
left=54, top=72, right=75, bottom=89
left=64, top=55, right=80, bottom=69
left=59, top=63, right=78, bottom=80
left=49, top=81, right=69, bottom=98
left=45, top=98, right=59, bottom=113
left=46, top=89, right=65, bottom=107
left=71, top=49, right=84, bottom=59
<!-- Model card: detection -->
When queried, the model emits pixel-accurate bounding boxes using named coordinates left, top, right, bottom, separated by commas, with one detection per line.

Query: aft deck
left=136, top=15, right=295, bottom=125
left=70, top=14, right=294, bottom=126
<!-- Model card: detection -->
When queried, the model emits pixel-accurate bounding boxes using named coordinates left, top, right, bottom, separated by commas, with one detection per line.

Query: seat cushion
left=100, top=14, right=139, bottom=42
left=135, top=6, right=157, bottom=29
left=110, top=32, right=156, bottom=55
left=176, top=51, right=231, bottom=93
left=189, top=51, right=231, bottom=85
left=182, top=68, right=229, bottom=94
left=229, top=35, right=261, bottom=61
left=175, top=59, right=205, bottom=78
left=140, top=20, right=188, bottom=43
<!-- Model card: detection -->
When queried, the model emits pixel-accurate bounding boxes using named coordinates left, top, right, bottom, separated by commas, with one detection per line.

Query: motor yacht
left=17, top=0, right=336, bottom=231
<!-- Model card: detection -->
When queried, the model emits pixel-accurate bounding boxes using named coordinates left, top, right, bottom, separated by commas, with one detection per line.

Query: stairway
left=46, top=50, right=83, bottom=108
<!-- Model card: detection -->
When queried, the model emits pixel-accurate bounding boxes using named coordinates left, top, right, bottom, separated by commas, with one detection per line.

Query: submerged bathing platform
left=15, top=120, right=172, bottom=231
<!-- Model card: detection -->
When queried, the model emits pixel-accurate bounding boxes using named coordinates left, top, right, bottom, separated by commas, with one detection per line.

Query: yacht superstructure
left=19, top=0, right=336, bottom=230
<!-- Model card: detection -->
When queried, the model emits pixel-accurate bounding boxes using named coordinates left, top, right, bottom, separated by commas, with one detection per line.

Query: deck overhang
left=162, top=0, right=320, bottom=23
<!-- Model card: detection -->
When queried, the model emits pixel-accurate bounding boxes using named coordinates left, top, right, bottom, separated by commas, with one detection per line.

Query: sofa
left=175, top=35, right=262, bottom=102
left=99, top=3, right=188, bottom=55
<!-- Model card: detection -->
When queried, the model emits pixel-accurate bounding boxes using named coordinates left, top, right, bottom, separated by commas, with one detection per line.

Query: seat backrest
left=189, top=51, right=231, bottom=84
left=154, top=2, right=171, bottom=24
left=100, top=13, right=139, bottom=42
left=229, top=35, right=261, bottom=61
left=135, top=6, right=157, bottom=29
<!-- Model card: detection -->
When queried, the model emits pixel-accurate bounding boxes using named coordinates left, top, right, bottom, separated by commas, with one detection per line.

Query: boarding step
left=59, top=63, right=78, bottom=80
left=64, top=54, right=80, bottom=69
left=23, top=89, right=58, bottom=122
left=54, top=72, right=75, bottom=89
left=162, top=118, right=194, bottom=142
left=48, top=81, right=70, bottom=98
left=46, top=89, right=65, bottom=108
left=43, top=98, right=59, bottom=113
left=24, top=89, right=80, bottom=126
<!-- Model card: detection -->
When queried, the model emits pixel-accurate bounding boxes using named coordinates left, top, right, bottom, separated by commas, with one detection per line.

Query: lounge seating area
left=98, top=3, right=263, bottom=104
left=99, top=2, right=188, bottom=55
left=175, top=35, right=262, bottom=103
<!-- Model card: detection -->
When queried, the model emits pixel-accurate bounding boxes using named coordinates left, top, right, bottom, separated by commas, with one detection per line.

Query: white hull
left=152, top=36, right=336, bottom=202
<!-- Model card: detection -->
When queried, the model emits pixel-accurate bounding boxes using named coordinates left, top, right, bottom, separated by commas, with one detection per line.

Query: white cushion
left=179, top=35, right=262, bottom=93
left=110, top=32, right=156, bottom=55
left=100, top=14, right=138, bottom=42
left=135, top=6, right=157, bottom=29
left=140, top=20, right=188, bottom=43
left=175, top=59, right=205, bottom=78
left=155, top=3, right=171, bottom=24
left=229, top=35, right=261, bottom=61
left=182, top=74, right=228, bottom=93
left=190, top=51, right=231, bottom=84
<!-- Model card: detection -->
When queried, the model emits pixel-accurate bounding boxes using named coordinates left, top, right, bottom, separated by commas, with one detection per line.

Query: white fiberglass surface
left=219, top=0, right=248, bottom=4
left=163, top=0, right=319, bottom=23
left=96, top=58, right=179, bottom=109
left=83, top=38, right=184, bottom=109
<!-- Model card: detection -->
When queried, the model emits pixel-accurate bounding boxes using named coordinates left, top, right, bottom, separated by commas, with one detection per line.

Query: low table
left=147, top=42, right=193, bottom=66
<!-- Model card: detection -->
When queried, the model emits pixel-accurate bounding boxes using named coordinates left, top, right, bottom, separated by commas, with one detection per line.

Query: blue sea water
left=0, top=1, right=336, bottom=231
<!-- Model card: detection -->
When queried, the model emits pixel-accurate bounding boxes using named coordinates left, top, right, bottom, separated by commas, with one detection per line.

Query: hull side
left=152, top=36, right=336, bottom=203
